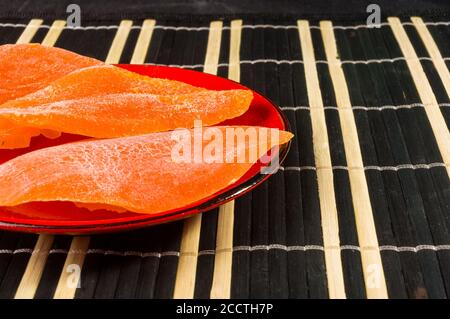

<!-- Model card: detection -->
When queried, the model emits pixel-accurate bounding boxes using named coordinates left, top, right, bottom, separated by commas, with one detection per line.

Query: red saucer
left=0, top=65, right=291, bottom=234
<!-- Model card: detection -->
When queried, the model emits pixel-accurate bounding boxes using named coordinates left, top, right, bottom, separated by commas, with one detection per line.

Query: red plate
left=0, top=65, right=291, bottom=234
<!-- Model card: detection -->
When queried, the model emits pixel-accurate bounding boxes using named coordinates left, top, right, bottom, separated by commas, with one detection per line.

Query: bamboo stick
left=389, top=17, right=450, bottom=177
left=15, top=19, right=43, bottom=44
left=320, top=20, right=389, bottom=298
left=173, top=21, right=223, bottom=299
left=13, top=20, right=66, bottom=299
left=51, top=20, right=135, bottom=299
left=210, top=19, right=242, bottom=299
left=130, top=19, right=156, bottom=64
left=105, top=20, right=133, bottom=64
left=297, top=20, right=346, bottom=299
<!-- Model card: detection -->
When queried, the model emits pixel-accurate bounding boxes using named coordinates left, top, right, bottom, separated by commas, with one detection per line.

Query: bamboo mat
left=0, top=16, right=449, bottom=299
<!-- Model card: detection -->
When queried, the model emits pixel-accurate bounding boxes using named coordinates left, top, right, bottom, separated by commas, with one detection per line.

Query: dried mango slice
left=2, top=64, right=206, bottom=110
left=0, top=64, right=252, bottom=149
left=0, top=89, right=253, bottom=145
left=0, top=43, right=102, bottom=104
left=0, top=127, right=293, bottom=214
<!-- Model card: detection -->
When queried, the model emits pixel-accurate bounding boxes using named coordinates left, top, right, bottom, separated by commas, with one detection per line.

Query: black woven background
left=0, top=0, right=449, bottom=20
left=0, top=1, right=449, bottom=299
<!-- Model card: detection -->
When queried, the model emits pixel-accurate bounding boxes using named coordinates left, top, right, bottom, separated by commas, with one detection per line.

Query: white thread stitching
left=281, top=103, right=450, bottom=111
left=142, top=57, right=449, bottom=68
left=2, top=244, right=450, bottom=256
left=280, top=163, right=448, bottom=172
left=0, top=248, right=33, bottom=254
left=2, top=21, right=450, bottom=30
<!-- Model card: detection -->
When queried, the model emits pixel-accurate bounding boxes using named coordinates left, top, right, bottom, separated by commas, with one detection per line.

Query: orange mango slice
left=0, top=43, right=102, bottom=104
left=0, top=90, right=253, bottom=142
left=0, top=127, right=293, bottom=214
left=0, top=65, right=252, bottom=148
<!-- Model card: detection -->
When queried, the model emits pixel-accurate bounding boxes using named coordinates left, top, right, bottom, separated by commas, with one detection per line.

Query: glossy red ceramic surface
left=0, top=65, right=291, bottom=234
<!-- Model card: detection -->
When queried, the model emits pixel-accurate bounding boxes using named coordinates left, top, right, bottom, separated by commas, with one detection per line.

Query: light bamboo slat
left=15, top=19, right=43, bottom=44
left=13, top=20, right=65, bottom=299
left=41, top=20, right=66, bottom=47
left=173, top=21, right=223, bottom=299
left=210, top=202, right=234, bottom=298
left=130, top=19, right=156, bottom=64
left=210, top=19, right=242, bottom=299
left=105, top=20, right=133, bottom=64
left=297, top=20, right=346, bottom=299
left=15, top=235, right=54, bottom=298
left=411, top=17, right=450, bottom=111
left=50, top=20, right=135, bottom=299
left=173, top=214, right=203, bottom=298
left=52, top=236, right=90, bottom=299
left=203, top=21, right=223, bottom=76
left=320, top=21, right=388, bottom=299
left=227, top=20, right=242, bottom=82
left=53, top=237, right=90, bottom=299
left=389, top=17, right=450, bottom=177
